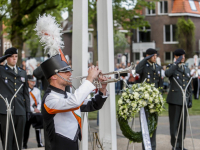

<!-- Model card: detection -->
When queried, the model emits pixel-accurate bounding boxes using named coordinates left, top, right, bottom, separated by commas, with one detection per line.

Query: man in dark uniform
left=136, top=48, right=163, bottom=150
left=0, top=47, right=31, bottom=150
left=165, top=49, right=192, bottom=150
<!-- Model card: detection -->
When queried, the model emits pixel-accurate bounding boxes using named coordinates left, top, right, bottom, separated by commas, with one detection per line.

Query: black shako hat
left=146, top=48, right=157, bottom=55
left=41, top=54, right=72, bottom=79
left=4, top=47, right=18, bottom=55
left=27, top=75, right=36, bottom=81
left=174, top=49, right=185, bottom=56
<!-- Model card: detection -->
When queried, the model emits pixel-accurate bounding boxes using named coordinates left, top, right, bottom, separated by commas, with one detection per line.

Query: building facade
left=132, top=0, right=200, bottom=64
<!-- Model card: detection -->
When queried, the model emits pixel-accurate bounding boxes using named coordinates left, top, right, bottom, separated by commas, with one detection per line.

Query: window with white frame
left=135, top=52, right=140, bottom=60
left=159, top=1, right=168, bottom=14
left=88, top=32, right=93, bottom=47
left=137, top=26, right=151, bottom=42
left=146, top=2, right=155, bottom=15
left=164, top=24, right=177, bottom=43
left=165, top=52, right=173, bottom=62
left=189, top=0, right=197, bottom=11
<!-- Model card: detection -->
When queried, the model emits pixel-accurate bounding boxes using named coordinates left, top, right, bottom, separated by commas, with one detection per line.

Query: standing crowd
left=0, top=46, right=195, bottom=150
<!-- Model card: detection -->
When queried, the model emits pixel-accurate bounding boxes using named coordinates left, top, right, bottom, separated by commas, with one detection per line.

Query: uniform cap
left=27, top=75, right=36, bottom=81
left=4, top=47, right=18, bottom=55
left=174, top=49, right=185, bottom=56
left=146, top=48, right=157, bottom=55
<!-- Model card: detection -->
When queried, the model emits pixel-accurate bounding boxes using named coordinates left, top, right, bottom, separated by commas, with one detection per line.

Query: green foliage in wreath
left=117, top=83, right=165, bottom=142
left=118, top=111, right=158, bottom=143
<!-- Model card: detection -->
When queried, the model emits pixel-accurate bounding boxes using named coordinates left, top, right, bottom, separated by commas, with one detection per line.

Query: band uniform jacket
left=29, top=87, right=43, bottom=129
left=165, top=64, right=192, bottom=105
left=136, top=58, right=163, bottom=88
left=29, top=87, right=41, bottom=112
left=42, top=80, right=108, bottom=143
left=0, top=64, right=30, bottom=115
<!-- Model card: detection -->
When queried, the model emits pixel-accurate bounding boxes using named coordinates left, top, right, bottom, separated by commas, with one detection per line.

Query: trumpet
left=69, top=62, right=135, bottom=85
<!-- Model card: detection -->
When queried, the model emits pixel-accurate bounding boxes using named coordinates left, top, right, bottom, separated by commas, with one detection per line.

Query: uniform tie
left=13, top=67, right=17, bottom=74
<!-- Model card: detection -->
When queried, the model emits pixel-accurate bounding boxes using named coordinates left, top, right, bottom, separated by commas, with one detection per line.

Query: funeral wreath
left=118, top=82, right=165, bottom=142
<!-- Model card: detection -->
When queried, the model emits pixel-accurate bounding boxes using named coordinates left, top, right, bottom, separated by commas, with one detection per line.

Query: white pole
left=72, top=1, right=88, bottom=150
left=97, top=0, right=117, bottom=149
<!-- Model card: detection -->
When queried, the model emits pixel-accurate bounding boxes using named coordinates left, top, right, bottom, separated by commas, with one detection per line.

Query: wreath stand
left=173, top=77, right=195, bottom=150
left=0, top=84, right=23, bottom=150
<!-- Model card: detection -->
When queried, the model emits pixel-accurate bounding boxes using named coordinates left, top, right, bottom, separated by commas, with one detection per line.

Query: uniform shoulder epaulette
left=18, top=66, right=25, bottom=72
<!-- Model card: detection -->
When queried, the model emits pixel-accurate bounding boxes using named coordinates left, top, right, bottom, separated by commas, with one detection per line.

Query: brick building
left=62, top=19, right=94, bottom=64
left=132, top=0, right=200, bottom=64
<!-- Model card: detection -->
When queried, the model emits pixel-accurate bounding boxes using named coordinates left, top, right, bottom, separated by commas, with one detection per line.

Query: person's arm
left=136, top=54, right=154, bottom=74
left=158, top=68, right=163, bottom=90
left=165, top=64, right=177, bottom=77
left=44, top=80, right=95, bottom=114
left=80, top=90, right=109, bottom=112
left=24, top=74, right=31, bottom=113
left=37, top=90, right=42, bottom=111
left=135, top=58, right=147, bottom=75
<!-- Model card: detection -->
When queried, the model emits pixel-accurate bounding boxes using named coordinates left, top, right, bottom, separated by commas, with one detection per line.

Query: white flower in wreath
left=149, top=97, right=153, bottom=103
left=131, top=102, right=137, bottom=108
left=150, top=109, right=156, bottom=113
left=142, top=101, right=147, bottom=106
left=118, top=99, right=123, bottom=105
left=144, top=93, right=149, bottom=99
left=149, top=104, right=154, bottom=109
left=155, top=99, right=159, bottom=103
left=122, top=92, right=127, bottom=97
left=134, top=92, right=140, bottom=100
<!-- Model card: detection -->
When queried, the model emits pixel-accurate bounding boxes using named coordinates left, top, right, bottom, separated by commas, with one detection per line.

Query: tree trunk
left=130, top=29, right=133, bottom=63
left=11, top=0, right=23, bottom=66
left=92, top=13, right=98, bottom=66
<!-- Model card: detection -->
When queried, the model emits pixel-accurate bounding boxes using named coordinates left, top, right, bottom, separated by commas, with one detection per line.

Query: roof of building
left=172, top=0, right=200, bottom=14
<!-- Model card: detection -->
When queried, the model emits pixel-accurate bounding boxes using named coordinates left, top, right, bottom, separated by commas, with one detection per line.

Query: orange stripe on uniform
left=30, top=91, right=37, bottom=106
left=72, top=111, right=82, bottom=129
left=44, top=101, right=84, bottom=114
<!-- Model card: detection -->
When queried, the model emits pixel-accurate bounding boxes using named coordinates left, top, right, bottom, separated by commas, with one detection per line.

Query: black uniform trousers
left=51, top=133, right=78, bottom=150
left=0, top=114, right=26, bottom=150
left=168, top=104, right=187, bottom=148
left=23, top=113, right=43, bottom=147
left=141, top=108, right=157, bottom=150
left=192, top=78, right=199, bottom=99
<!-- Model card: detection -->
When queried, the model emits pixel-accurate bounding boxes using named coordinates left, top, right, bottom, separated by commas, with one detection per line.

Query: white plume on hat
left=35, top=14, right=64, bottom=57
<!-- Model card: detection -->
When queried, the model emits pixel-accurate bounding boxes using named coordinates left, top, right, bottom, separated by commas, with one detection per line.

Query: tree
left=114, top=31, right=129, bottom=55
left=0, top=0, right=72, bottom=65
left=176, top=18, right=195, bottom=58
left=88, top=0, right=156, bottom=63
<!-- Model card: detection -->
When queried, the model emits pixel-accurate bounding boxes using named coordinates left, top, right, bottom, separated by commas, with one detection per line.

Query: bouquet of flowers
left=118, top=82, right=165, bottom=120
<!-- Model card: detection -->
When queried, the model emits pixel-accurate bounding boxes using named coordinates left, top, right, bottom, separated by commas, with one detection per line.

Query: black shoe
left=36, top=129, right=44, bottom=148
left=23, top=145, right=27, bottom=149
left=38, top=143, right=44, bottom=147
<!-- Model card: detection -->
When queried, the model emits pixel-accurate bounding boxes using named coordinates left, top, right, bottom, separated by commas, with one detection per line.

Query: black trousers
left=0, top=114, right=26, bottom=150
left=168, top=104, right=187, bottom=148
left=23, top=113, right=43, bottom=147
left=51, top=133, right=78, bottom=150
left=141, top=108, right=157, bottom=150
left=44, top=120, right=51, bottom=150
left=192, top=78, right=199, bottom=99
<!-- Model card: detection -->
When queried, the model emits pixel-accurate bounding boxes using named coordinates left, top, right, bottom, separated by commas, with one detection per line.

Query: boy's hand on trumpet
left=98, top=75, right=111, bottom=95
